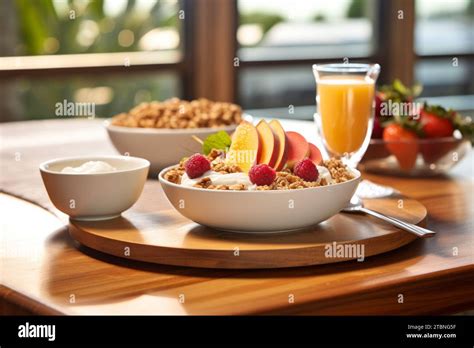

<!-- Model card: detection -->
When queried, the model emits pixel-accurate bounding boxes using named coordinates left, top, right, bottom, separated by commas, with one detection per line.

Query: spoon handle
left=359, top=207, right=436, bottom=238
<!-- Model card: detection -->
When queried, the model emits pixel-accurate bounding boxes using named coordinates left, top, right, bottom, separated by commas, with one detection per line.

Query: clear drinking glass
left=312, top=63, right=380, bottom=168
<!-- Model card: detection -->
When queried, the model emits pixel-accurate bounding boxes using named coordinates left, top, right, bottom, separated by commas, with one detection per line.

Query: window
left=11, top=72, right=180, bottom=121
left=414, top=0, right=474, bottom=103
left=237, top=0, right=380, bottom=111
left=415, top=0, right=473, bottom=55
left=1, top=0, right=184, bottom=121
left=11, top=0, right=181, bottom=56
left=238, top=0, right=377, bottom=61
left=1, top=0, right=473, bottom=122
left=235, top=0, right=474, bottom=115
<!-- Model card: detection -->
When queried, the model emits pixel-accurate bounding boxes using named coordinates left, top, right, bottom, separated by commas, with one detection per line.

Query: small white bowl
left=40, top=156, right=149, bottom=221
left=104, top=120, right=239, bottom=176
left=159, top=167, right=361, bottom=232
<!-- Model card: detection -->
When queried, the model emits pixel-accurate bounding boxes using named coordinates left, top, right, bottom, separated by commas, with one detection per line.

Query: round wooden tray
left=69, top=196, right=427, bottom=269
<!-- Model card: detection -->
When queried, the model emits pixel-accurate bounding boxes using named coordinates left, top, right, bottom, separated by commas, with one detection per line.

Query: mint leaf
left=202, top=131, right=232, bottom=155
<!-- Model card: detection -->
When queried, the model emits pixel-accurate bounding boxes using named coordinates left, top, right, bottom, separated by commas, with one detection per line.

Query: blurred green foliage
left=312, top=13, right=326, bottom=22
left=14, top=0, right=178, bottom=55
left=11, top=0, right=181, bottom=120
left=469, top=0, right=474, bottom=17
left=17, top=72, right=179, bottom=120
left=347, top=0, right=366, bottom=19
left=239, top=11, right=284, bottom=34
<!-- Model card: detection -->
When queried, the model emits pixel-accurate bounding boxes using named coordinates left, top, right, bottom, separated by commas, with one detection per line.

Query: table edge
left=1, top=192, right=473, bottom=315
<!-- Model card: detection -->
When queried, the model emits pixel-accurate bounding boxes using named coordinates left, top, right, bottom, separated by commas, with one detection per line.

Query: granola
left=163, top=150, right=354, bottom=191
left=111, top=98, right=242, bottom=129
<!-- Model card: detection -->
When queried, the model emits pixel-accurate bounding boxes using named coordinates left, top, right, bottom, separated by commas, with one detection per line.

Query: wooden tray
left=69, top=195, right=427, bottom=269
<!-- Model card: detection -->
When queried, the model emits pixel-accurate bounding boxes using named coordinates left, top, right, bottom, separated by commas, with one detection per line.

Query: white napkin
left=355, top=180, right=399, bottom=199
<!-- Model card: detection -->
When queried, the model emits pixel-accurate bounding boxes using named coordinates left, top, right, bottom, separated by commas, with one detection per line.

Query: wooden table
left=1, top=119, right=473, bottom=315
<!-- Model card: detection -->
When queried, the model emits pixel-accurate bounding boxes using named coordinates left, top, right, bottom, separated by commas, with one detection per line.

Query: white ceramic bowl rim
left=159, top=165, right=361, bottom=194
left=103, top=115, right=252, bottom=134
left=39, top=155, right=150, bottom=176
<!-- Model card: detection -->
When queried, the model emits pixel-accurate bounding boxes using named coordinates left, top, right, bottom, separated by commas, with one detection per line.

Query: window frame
left=0, top=0, right=473, bottom=110
left=412, top=0, right=474, bottom=100
left=233, top=0, right=474, bottom=106
left=0, top=0, right=195, bottom=98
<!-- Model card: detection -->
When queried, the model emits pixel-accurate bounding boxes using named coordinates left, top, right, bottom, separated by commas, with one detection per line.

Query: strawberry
left=372, top=114, right=384, bottom=139
left=372, top=80, right=422, bottom=139
left=374, top=92, right=385, bottom=118
left=419, top=105, right=454, bottom=138
left=418, top=104, right=457, bottom=163
left=383, top=124, right=419, bottom=171
left=372, top=92, right=387, bottom=139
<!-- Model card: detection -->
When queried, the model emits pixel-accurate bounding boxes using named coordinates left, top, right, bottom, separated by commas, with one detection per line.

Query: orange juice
left=318, top=75, right=375, bottom=154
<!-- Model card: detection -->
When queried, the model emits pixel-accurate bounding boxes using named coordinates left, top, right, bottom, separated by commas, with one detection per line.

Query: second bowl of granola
left=159, top=150, right=361, bottom=233
left=105, top=98, right=244, bottom=176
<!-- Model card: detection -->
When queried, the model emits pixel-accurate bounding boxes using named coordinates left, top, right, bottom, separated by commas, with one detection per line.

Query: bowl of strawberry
left=360, top=80, right=473, bottom=176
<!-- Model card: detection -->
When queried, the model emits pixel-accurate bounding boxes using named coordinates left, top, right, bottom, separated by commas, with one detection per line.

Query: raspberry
left=294, top=158, right=319, bottom=182
left=185, top=153, right=211, bottom=179
left=248, top=164, right=276, bottom=186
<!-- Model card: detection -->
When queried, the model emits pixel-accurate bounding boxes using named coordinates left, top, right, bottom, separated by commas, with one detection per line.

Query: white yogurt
left=180, top=165, right=338, bottom=189
left=181, top=171, right=253, bottom=188
left=316, top=165, right=334, bottom=185
left=61, top=161, right=117, bottom=174
left=210, top=172, right=253, bottom=186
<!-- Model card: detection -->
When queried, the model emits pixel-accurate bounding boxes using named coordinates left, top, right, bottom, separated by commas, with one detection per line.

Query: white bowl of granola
left=105, top=98, right=243, bottom=176
left=159, top=150, right=361, bottom=232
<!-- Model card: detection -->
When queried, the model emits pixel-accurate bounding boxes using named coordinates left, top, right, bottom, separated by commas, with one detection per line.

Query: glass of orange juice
left=312, top=63, right=380, bottom=167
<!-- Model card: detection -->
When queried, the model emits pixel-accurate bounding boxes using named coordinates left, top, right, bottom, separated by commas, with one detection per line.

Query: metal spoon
left=342, top=196, right=436, bottom=238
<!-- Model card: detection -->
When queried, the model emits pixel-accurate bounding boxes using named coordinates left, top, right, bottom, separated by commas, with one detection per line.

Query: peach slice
left=256, top=120, right=279, bottom=168
left=308, top=143, right=323, bottom=165
left=269, top=119, right=288, bottom=171
left=226, top=121, right=260, bottom=173
left=286, top=131, right=310, bottom=168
